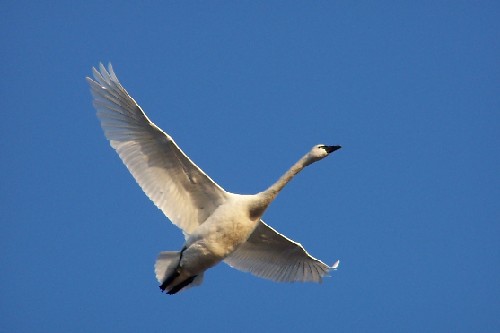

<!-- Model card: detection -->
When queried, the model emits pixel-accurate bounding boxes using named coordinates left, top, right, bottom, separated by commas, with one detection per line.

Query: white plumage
left=87, top=64, right=341, bottom=294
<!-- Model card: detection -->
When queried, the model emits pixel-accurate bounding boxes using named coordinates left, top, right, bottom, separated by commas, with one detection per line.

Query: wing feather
left=87, top=64, right=227, bottom=235
left=224, top=220, right=334, bottom=283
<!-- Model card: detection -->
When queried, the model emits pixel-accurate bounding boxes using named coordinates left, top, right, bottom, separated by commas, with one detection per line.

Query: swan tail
left=154, top=251, right=181, bottom=285
left=154, top=251, right=204, bottom=294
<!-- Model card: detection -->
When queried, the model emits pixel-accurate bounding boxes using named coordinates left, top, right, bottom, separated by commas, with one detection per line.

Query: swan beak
left=325, top=145, right=342, bottom=154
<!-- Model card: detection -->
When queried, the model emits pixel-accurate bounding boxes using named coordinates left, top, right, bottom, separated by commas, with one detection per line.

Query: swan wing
left=224, top=220, right=334, bottom=283
left=87, top=64, right=227, bottom=235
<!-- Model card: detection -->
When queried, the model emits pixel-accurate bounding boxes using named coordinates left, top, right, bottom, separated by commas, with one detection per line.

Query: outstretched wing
left=87, top=64, right=227, bottom=235
left=224, top=220, right=337, bottom=282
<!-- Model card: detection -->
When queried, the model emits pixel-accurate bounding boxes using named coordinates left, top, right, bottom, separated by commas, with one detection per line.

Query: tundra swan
left=87, top=64, right=341, bottom=294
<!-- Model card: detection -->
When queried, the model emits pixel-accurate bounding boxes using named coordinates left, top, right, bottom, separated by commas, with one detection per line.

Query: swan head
left=304, top=144, right=341, bottom=166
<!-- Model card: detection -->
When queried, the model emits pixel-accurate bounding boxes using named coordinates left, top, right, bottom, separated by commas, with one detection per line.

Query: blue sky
left=1, top=1, right=499, bottom=332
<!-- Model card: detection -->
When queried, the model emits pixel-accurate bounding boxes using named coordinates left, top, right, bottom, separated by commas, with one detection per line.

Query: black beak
left=324, top=145, right=342, bottom=154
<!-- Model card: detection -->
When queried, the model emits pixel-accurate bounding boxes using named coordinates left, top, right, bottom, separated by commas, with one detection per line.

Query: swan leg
left=167, top=275, right=198, bottom=295
left=159, top=247, right=187, bottom=292
left=159, top=268, right=180, bottom=292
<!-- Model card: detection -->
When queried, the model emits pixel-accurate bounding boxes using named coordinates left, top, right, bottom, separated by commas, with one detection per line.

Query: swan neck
left=262, top=155, right=308, bottom=203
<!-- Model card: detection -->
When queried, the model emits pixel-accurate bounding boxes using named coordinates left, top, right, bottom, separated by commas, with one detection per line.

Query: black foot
left=159, top=269, right=180, bottom=292
left=167, top=275, right=197, bottom=295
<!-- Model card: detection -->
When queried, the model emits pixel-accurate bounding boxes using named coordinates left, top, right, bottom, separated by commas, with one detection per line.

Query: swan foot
left=159, top=268, right=180, bottom=292
left=167, top=275, right=198, bottom=295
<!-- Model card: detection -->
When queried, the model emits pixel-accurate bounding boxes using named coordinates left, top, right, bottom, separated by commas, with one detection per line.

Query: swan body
left=87, top=64, right=341, bottom=294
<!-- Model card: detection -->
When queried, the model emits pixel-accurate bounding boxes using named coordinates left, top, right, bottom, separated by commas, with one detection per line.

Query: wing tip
left=331, top=260, right=340, bottom=270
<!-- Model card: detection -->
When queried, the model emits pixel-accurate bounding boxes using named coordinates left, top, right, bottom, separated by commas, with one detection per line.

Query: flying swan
left=87, top=64, right=341, bottom=294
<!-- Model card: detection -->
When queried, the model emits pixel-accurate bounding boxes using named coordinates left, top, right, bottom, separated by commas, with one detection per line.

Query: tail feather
left=154, top=251, right=180, bottom=284
left=154, top=251, right=205, bottom=294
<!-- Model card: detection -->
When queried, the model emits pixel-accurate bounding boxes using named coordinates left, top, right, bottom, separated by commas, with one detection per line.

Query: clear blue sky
left=1, top=1, right=499, bottom=332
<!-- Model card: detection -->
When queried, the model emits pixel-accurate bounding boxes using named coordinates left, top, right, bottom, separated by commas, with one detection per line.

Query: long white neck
left=255, top=153, right=312, bottom=212
left=249, top=145, right=338, bottom=219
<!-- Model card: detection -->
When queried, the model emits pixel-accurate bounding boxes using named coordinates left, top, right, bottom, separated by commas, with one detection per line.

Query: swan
left=87, top=64, right=341, bottom=295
